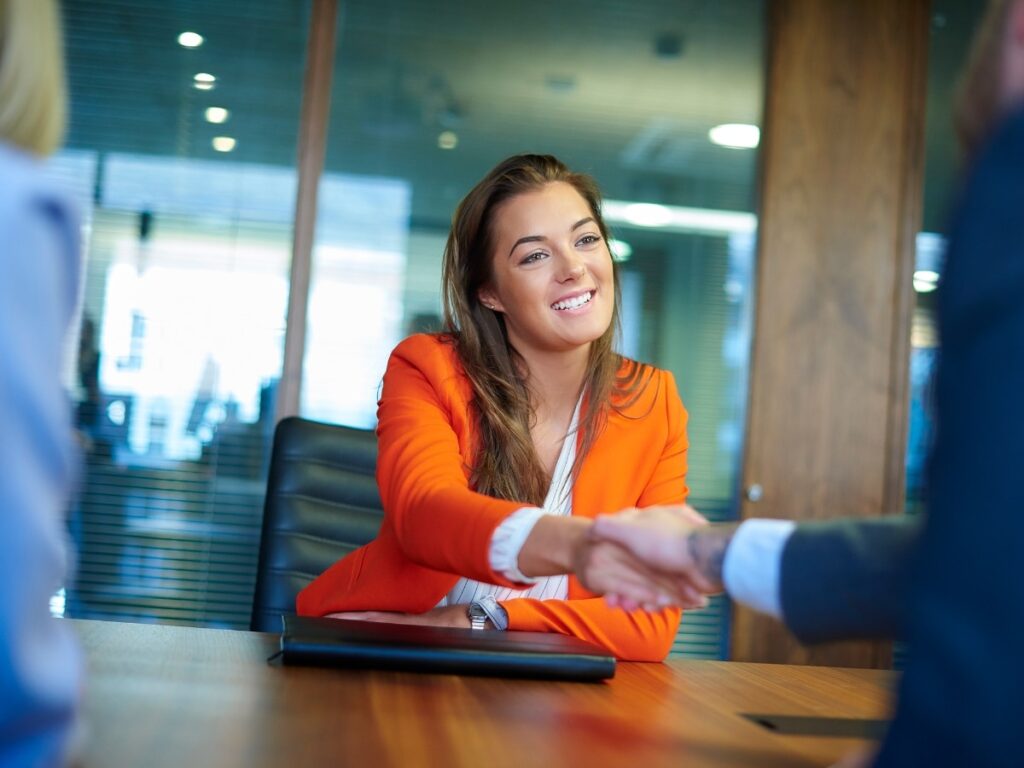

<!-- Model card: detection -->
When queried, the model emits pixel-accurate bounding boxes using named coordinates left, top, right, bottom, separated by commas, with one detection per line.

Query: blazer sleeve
left=636, top=370, right=689, bottom=507
left=375, top=336, right=525, bottom=586
left=501, top=369, right=689, bottom=661
left=503, top=598, right=680, bottom=662
left=779, top=516, right=922, bottom=643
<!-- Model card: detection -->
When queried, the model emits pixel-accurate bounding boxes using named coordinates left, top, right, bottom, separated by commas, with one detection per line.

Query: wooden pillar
left=276, top=0, right=338, bottom=422
left=732, top=0, right=930, bottom=667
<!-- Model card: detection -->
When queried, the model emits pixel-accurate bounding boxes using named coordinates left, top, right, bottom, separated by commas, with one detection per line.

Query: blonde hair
left=954, top=0, right=1013, bottom=158
left=0, top=0, right=67, bottom=156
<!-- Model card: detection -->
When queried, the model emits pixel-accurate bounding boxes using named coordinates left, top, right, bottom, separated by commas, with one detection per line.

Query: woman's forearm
left=516, top=515, right=592, bottom=577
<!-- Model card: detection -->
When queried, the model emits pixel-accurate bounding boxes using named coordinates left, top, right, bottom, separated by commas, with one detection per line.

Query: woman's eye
left=521, top=251, right=547, bottom=265
left=576, top=234, right=601, bottom=247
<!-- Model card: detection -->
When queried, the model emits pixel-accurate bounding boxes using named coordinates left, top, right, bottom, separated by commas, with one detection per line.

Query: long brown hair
left=441, top=154, right=653, bottom=505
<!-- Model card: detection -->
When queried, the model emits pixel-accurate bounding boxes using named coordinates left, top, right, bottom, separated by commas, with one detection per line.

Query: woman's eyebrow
left=509, top=234, right=545, bottom=258
left=508, top=217, right=597, bottom=258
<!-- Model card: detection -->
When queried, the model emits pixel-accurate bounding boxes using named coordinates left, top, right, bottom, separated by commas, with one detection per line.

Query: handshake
left=572, top=506, right=738, bottom=612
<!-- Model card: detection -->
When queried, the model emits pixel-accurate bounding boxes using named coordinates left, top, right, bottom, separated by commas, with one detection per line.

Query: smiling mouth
left=551, top=291, right=594, bottom=311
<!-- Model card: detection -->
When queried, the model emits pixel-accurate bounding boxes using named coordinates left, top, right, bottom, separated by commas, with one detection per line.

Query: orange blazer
left=297, top=333, right=690, bottom=661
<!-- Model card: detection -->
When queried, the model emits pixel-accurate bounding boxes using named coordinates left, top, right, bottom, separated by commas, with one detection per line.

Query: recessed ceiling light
left=178, top=31, right=204, bottom=48
left=212, top=136, right=236, bottom=152
left=193, top=72, right=216, bottom=90
left=709, top=123, right=760, bottom=149
left=438, top=131, right=458, bottom=150
left=205, top=107, right=229, bottom=124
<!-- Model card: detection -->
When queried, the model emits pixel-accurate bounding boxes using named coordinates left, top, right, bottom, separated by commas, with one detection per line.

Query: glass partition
left=304, top=0, right=767, bottom=658
left=56, top=0, right=309, bottom=626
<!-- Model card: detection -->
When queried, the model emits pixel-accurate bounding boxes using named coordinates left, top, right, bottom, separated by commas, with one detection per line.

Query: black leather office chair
left=250, top=416, right=384, bottom=632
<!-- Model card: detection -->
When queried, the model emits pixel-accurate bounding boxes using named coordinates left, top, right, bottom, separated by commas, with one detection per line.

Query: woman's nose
left=558, top=253, right=586, bottom=281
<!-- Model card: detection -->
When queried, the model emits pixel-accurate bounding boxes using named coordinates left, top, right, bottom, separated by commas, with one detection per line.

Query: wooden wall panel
left=732, top=0, right=930, bottom=667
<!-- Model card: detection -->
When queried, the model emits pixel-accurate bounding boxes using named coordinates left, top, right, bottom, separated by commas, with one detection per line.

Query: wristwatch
left=467, top=595, right=509, bottom=631
left=467, top=601, right=489, bottom=630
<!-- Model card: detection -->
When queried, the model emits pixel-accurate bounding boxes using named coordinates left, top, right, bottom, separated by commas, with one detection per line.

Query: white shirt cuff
left=489, top=506, right=547, bottom=584
left=722, top=518, right=796, bottom=620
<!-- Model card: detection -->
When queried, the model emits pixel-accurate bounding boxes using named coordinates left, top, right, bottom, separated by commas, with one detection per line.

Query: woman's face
left=479, top=181, right=614, bottom=360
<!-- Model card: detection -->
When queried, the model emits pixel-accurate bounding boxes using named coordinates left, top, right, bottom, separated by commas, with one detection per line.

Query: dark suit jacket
left=873, top=107, right=1024, bottom=767
left=779, top=516, right=921, bottom=644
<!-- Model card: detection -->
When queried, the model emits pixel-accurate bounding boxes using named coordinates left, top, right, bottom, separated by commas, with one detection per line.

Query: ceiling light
left=177, top=32, right=204, bottom=48
left=609, top=239, right=633, bottom=262
left=212, top=136, right=236, bottom=152
left=193, top=72, right=216, bottom=90
left=709, top=123, right=760, bottom=149
left=604, top=200, right=757, bottom=236
left=205, top=107, right=229, bottom=124
left=437, top=131, right=458, bottom=150
left=913, top=269, right=940, bottom=293
left=617, top=203, right=673, bottom=228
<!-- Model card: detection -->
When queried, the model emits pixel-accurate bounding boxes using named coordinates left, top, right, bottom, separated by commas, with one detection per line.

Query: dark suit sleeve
left=779, top=517, right=921, bottom=644
left=876, top=109, right=1024, bottom=767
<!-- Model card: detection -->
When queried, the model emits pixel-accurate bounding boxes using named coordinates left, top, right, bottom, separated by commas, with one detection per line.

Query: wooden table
left=74, top=619, right=896, bottom=767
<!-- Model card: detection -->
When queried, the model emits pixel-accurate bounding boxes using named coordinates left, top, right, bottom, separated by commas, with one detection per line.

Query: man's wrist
left=685, top=523, right=740, bottom=592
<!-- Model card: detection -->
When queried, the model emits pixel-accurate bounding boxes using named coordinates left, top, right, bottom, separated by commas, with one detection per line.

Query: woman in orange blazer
left=297, top=154, right=698, bottom=661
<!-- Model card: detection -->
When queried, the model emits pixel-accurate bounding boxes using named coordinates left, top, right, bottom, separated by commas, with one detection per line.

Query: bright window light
left=212, top=136, right=236, bottom=152
left=177, top=31, right=204, bottom=48
left=709, top=123, right=760, bottom=149
left=205, top=107, right=229, bottom=124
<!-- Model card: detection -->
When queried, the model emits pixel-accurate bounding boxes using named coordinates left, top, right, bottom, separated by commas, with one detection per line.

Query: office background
left=48, top=0, right=982, bottom=663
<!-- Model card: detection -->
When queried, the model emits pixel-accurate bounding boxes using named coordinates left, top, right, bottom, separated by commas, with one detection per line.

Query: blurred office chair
left=250, top=416, right=383, bottom=632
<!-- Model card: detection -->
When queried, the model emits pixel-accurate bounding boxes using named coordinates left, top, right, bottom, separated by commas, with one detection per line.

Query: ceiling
left=62, top=0, right=765, bottom=228
left=61, top=0, right=980, bottom=234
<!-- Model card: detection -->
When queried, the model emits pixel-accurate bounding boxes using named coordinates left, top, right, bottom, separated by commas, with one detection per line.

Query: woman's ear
left=477, top=287, right=504, bottom=313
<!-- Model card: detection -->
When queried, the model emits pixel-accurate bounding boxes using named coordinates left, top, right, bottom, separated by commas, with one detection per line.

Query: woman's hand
left=574, top=536, right=709, bottom=611
left=327, top=604, right=471, bottom=629
left=578, top=504, right=720, bottom=610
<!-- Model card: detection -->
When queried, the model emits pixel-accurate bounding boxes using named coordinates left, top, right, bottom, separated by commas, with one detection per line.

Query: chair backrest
left=250, top=416, right=383, bottom=632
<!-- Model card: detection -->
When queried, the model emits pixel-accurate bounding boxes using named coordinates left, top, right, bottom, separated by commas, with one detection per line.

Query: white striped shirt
left=437, top=397, right=582, bottom=608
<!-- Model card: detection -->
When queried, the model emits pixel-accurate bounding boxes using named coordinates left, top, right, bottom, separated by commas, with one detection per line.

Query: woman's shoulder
left=0, top=142, right=75, bottom=216
left=387, top=333, right=470, bottom=392
left=391, top=332, right=459, bottom=369
left=611, top=356, right=683, bottom=416
left=0, top=142, right=80, bottom=302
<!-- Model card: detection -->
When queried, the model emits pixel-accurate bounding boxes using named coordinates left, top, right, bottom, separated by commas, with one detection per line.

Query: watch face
left=468, top=602, right=488, bottom=629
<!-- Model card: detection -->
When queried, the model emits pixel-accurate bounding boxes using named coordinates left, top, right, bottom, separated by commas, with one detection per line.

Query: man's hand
left=586, top=505, right=738, bottom=608
left=573, top=537, right=709, bottom=611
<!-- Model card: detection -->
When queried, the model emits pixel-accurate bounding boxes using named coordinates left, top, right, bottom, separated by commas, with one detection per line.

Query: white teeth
left=552, top=291, right=593, bottom=311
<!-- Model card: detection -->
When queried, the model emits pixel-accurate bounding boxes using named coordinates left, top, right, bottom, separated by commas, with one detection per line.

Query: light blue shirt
left=722, top=518, right=796, bottom=620
left=0, top=142, right=83, bottom=767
